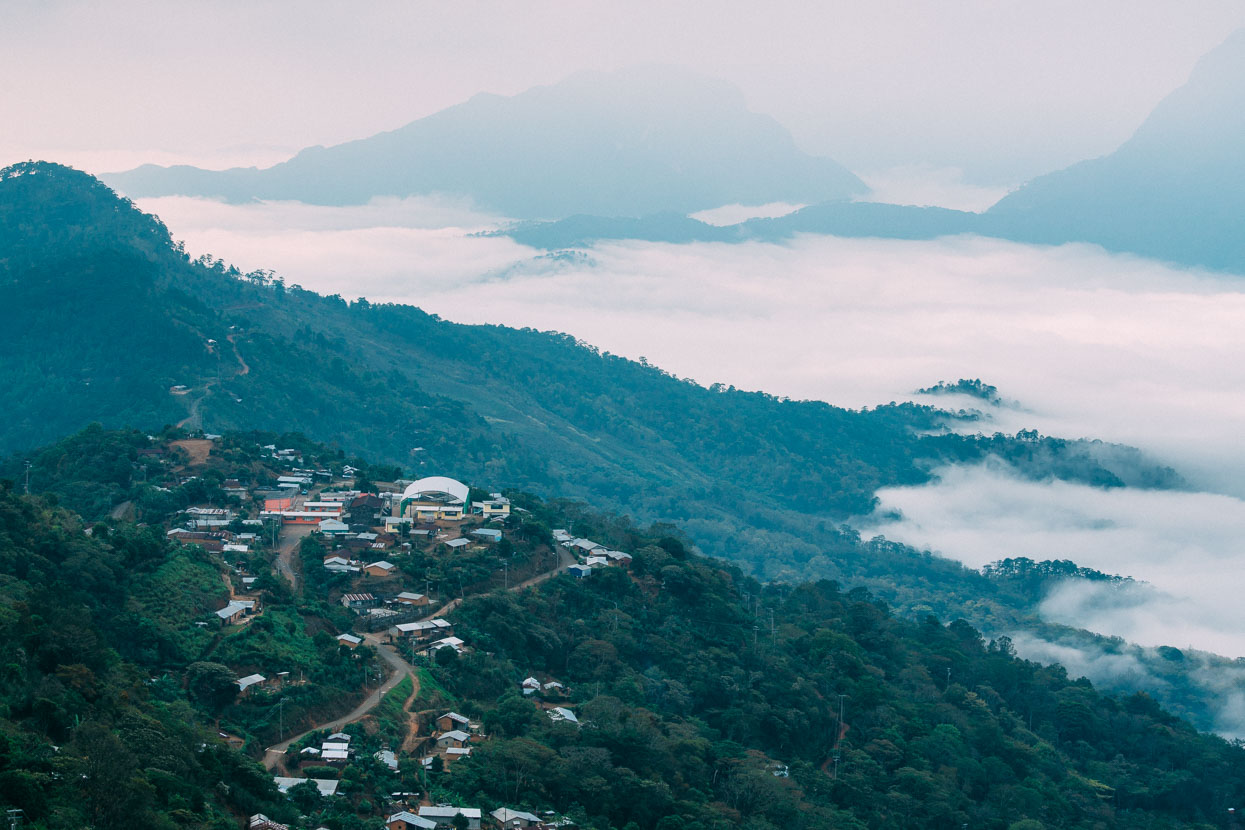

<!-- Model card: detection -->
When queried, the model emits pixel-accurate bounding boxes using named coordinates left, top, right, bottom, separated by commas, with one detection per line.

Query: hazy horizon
left=5, top=1, right=1245, bottom=201
left=13, top=0, right=1245, bottom=735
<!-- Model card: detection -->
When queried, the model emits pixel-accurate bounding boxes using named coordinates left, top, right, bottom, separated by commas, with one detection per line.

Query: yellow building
left=472, top=493, right=511, bottom=519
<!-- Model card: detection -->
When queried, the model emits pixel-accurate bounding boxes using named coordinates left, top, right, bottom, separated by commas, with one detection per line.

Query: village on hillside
left=127, top=431, right=638, bottom=830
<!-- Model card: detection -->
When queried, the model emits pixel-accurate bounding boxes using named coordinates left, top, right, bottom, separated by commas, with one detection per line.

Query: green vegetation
left=0, top=483, right=291, bottom=828
left=916, top=378, right=1003, bottom=405
left=0, top=425, right=1239, bottom=829
left=2, top=164, right=1241, bottom=827
left=0, top=162, right=1181, bottom=587
left=429, top=507, right=1245, bottom=830
left=7, top=424, right=1230, bottom=734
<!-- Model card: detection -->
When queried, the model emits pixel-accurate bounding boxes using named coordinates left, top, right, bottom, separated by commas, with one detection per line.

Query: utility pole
left=276, top=697, right=286, bottom=740
left=8, top=808, right=23, bottom=830
left=23, top=461, right=31, bottom=495
left=833, top=693, right=847, bottom=779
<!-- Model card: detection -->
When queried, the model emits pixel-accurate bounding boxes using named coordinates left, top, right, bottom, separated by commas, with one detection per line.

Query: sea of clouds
left=138, top=193, right=1245, bottom=677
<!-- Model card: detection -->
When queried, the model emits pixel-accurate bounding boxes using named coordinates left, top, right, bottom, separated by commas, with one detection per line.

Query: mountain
left=19, top=162, right=1245, bottom=736
left=102, top=67, right=866, bottom=219
left=984, top=28, right=1245, bottom=271
left=499, top=30, right=1245, bottom=275
left=499, top=200, right=979, bottom=248
left=3, top=432, right=1243, bottom=830
left=0, top=161, right=1181, bottom=592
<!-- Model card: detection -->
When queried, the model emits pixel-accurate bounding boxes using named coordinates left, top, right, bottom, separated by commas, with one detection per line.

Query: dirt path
left=228, top=333, right=250, bottom=376
left=512, top=546, right=576, bottom=590
left=262, top=637, right=416, bottom=772
left=174, top=334, right=250, bottom=429
left=399, top=675, right=424, bottom=754
left=259, top=543, right=571, bottom=770
left=274, top=524, right=312, bottom=592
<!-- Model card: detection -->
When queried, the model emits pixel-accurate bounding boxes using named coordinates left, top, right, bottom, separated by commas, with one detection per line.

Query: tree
left=287, top=779, right=323, bottom=813
left=185, top=661, right=238, bottom=716
left=486, top=693, right=540, bottom=737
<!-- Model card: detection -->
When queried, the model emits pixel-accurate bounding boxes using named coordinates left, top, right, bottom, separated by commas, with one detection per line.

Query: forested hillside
left=434, top=506, right=1245, bottom=829
left=0, top=439, right=1242, bottom=830
left=0, top=484, right=289, bottom=828
left=0, top=162, right=1181, bottom=586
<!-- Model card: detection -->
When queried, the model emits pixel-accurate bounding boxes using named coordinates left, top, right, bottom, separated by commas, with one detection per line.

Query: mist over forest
left=7, top=4, right=1245, bottom=828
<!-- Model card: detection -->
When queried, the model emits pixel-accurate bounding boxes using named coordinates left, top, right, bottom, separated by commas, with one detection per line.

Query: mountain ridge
left=19, top=161, right=1245, bottom=737
left=102, top=66, right=866, bottom=219
left=493, top=29, right=1245, bottom=274
left=0, top=160, right=1180, bottom=586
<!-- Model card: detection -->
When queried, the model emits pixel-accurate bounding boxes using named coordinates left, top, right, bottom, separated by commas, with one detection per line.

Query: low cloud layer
left=861, top=463, right=1245, bottom=656
left=136, top=195, right=1245, bottom=671
left=137, top=196, right=1245, bottom=497
left=1007, top=631, right=1245, bottom=738
left=139, top=196, right=527, bottom=294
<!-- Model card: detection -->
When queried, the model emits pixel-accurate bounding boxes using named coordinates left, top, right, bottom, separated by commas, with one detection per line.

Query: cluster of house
left=169, top=524, right=262, bottom=551
left=297, top=731, right=356, bottom=766
left=308, top=478, right=511, bottom=577
left=255, top=715, right=573, bottom=830
left=251, top=806, right=576, bottom=830
left=389, top=617, right=463, bottom=656
left=385, top=806, right=576, bottom=830
left=261, top=489, right=385, bottom=529
left=517, top=676, right=578, bottom=726
left=394, top=477, right=511, bottom=524
left=181, top=505, right=237, bottom=530
left=337, top=590, right=446, bottom=633
left=418, top=711, right=476, bottom=769
left=256, top=443, right=357, bottom=485
left=552, top=531, right=633, bottom=578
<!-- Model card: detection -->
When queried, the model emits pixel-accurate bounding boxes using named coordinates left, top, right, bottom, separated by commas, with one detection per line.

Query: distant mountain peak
left=102, top=66, right=865, bottom=219
left=983, top=26, right=1245, bottom=272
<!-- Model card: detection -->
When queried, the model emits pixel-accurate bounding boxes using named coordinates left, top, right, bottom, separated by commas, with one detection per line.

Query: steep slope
left=103, top=67, right=866, bottom=219
left=1, top=440, right=1242, bottom=829
left=443, top=523, right=1245, bottom=829
left=986, top=28, right=1245, bottom=271
left=0, top=162, right=1180, bottom=590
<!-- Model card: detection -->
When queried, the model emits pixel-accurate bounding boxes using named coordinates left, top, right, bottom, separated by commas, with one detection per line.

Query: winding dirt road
left=259, top=544, right=573, bottom=770
left=261, top=636, right=415, bottom=772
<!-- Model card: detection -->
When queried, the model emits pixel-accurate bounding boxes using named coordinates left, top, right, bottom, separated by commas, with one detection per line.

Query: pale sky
left=4, top=1, right=1245, bottom=187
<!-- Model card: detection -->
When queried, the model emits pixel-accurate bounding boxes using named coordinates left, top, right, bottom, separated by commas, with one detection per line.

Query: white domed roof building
left=397, top=476, right=470, bottom=522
